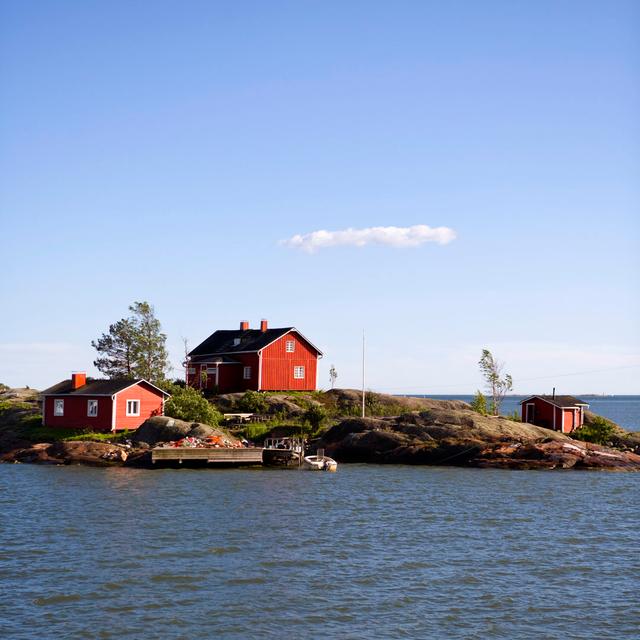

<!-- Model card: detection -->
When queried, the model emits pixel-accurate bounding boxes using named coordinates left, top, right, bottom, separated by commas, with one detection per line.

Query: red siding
left=521, top=397, right=583, bottom=433
left=563, top=409, right=580, bottom=433
left=232, top=353, right=260, bottom=391
left=259, top=331, right=319, bottom=391
left=43, top=395, right=113, bottom=431
left=113, top=382, right=165, bottom=430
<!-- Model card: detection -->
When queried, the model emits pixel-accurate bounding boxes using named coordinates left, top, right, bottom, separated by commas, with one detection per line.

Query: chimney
left=240, top=320, right=249, bottom=331
left=72, top=372, right=86, bottom=390
left=260, top=319, right=268, bottom=332
left=552, top=387, right=556, bottom=399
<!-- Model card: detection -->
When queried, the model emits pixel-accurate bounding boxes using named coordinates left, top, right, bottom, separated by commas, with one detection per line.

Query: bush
left=470, top=391, right=488, bottom=416
left=572, top=416, right=616, bottom=445
left=303, top=404, right=327, bottom=432
left=0, top=382, right=9, bottom=393
left=505, top=410, right=521, bottom=422
left=237, top=390, right=268, bottom=413
left=163, top=384, right=222, bottom=425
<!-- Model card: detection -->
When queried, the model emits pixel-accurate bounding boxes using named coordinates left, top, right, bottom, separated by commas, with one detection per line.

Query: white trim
left=561, top=410, right=565, bottom=433
left=126, top=399, right=140, bottom=417
left=293, top=365, right=305, bottom=379
left=258, top=350, right=263, bottom=390
left=525, top=402, right=535, bottom=424
left=87, top=399, right=98, bottom=417
left=111, top=395, right=116, bottom=431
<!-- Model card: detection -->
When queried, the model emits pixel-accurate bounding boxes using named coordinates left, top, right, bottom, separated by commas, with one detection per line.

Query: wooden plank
left=151, top=447, right=263, bottom=464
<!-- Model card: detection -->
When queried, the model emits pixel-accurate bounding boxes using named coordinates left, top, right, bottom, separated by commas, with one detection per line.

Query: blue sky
left=1, top=1, right=638, bottom=393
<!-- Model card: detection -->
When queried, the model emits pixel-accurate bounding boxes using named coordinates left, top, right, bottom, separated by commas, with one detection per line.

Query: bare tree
left=329, top=364, right=338, bottom=389
left=479, top=349, right=513, bottom=416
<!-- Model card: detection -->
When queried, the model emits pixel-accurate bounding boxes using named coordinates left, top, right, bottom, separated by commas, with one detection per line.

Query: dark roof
left=41, top=378, right=168, bottom=396
left=189, top=327, right=294, bottom=356
left=521, top=395, right=589, bottom=408
left=188, top=355, right=241, bottom=364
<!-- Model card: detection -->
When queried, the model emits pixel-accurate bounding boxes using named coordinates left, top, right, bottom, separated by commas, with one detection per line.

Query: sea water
left=1, top=464, right=638, bottom=639
left=426, top=395, right=640, bottom=431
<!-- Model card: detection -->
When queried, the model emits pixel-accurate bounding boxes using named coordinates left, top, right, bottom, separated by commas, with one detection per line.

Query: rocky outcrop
left=472, top=440, right=640, bottom=470
left=318, top=409, right=640, bottom=471
left=131, top=416, right=240, bottom=447
left=2, top=440, right=129, bottom=466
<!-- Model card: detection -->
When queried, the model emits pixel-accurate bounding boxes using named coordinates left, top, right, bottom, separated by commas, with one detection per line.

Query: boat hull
left=303, top=456, right=338, bottom=472
left=262, top=449, right=301, bottom=467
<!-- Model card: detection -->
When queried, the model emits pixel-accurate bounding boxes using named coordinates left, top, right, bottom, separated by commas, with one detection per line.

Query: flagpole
left=361, top=330, right=365, bottom=418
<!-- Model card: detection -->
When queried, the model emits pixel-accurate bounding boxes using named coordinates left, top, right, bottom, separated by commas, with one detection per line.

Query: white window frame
left=243, top=366, right=252, bottom=380
left=54, top=399, right=64, bottom=416
left=187, top=367, right=196, bottom=374
left=293, top=366, right=305, bottom=379
left=126, top=399, right=140, bottom=417
left=286, top=340, right=295, bottom=353
left=87, top=399, right=98, bottom=417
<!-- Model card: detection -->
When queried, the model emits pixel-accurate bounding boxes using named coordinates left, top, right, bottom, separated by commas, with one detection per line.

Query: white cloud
left=281, top=224, right=457, bottom=253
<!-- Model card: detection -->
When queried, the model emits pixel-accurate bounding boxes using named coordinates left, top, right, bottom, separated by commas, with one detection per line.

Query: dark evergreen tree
left=92, top=301, right=169, bottom=384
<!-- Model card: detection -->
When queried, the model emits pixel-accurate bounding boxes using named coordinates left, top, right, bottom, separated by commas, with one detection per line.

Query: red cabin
left=186, top=319, right=323, bottom=393
left=41, top=372, right=169, bottom=432
left=520, top=395, right=590, bottom=434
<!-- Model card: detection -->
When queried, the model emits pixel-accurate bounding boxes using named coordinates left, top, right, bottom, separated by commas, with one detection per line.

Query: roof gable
left=520, top=395, right=589, bottom=408
left=41, top=378, right=169, bottom=397
left=189, top=327, right=322, bottom=357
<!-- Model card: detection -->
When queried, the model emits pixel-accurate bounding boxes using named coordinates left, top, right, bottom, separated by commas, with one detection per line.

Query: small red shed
left=520, top=395, right=590, bottom=434
left=186, top=319, right=323, bottom=393
left=41, top=372, right=169, bottom=432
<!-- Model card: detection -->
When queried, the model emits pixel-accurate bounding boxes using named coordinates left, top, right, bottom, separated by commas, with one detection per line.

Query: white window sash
left=243, top=367, right=251, bottom=380
left=286, top=340, right=295, bottom=353
left=54, top=399, right=64, bottom=416
left=87, top=400, right=98, bottom=417
left=126, top=400, right=140, bottom=417
left=293, top=366, right=305, bottom=379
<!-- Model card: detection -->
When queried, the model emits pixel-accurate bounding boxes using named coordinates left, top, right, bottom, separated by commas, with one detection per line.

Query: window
left=293, top=366, right=305, bottom=379
left=233, top=338, right=241, bottom=346
left=126, top=400, right=140, bottom=416
left=206, top=366, right=217, bottom=373
left=87, top=399, right=98, bottom=417
left=286, top=340, right=295, bottom=353
left=187, top=367, right=196, bottom=374
left=243, top=366, right=252, bottom=380
left=54, top=399, right=64, bottom=416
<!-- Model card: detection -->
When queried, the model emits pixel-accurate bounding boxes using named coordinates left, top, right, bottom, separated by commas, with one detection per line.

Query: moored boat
left=303, top=449, right=337, bottom=472
left=262, top=437, right=304, bottom=467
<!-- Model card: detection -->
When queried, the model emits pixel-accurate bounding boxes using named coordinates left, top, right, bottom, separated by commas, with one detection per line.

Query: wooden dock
left=151, top=447, right=264, bottom=465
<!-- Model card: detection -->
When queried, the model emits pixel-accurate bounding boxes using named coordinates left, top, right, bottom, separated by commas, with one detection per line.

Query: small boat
left=262, top=437, right=304, bottom=467
left=303, top=448, right=337, bottom=472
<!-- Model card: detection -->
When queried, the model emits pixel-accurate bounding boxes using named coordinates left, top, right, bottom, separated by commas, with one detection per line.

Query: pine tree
left=130, top=301, right=169, bottom=383
left=92, top=301, right=169, bottom=384
left=91, top=318, right=137, bottom=379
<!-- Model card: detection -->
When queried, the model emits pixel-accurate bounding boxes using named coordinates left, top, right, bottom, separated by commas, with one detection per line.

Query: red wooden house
left=41, top=372, right=169, bottom=432
left=186, top=320, right=323, bottom=393
left=520, top=395, right=590, bottom=434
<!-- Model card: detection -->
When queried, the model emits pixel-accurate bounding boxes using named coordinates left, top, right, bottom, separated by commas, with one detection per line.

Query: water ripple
left=0, top=464, right=638, bottom=639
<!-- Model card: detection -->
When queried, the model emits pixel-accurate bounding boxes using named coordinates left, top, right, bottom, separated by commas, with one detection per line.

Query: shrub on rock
left=162, top=383, right=222, bottom=425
